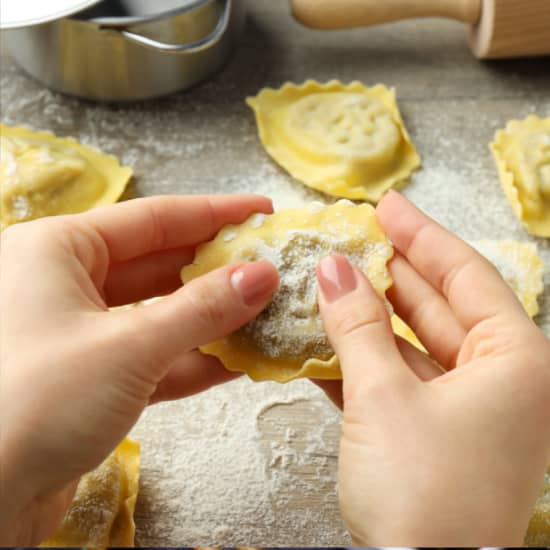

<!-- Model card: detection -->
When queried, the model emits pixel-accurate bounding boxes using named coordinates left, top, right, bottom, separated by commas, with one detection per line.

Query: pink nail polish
left=231, top=261, right=278, bottom=306
left=317, top=255, right=357, bottom=303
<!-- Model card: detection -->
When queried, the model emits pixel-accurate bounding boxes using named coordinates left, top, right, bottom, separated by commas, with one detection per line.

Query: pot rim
left=73, top=0, right=214, bottom=28
left=0, top=0, right=101, bottom=29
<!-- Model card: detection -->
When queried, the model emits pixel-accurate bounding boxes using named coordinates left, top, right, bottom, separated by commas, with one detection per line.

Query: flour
left=3, top=23, right=549, bottom=546
left=2, top=148, right=17, bottom=177
left=239, top=230, right=379, bottom=360
left=249, top=212, right=266, bottom=228
left=47, top=451, right=122, bottom=546
left=10, top=195, right=32, bottom=221
left=470, top=240, right=542, bottom=295
left=129, top=379, right=348, bottom=546
left=223, top=230, right=238, bottom=242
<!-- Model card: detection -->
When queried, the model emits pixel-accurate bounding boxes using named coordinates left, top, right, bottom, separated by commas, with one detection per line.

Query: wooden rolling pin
left=290, top=0, right=550, bottom=58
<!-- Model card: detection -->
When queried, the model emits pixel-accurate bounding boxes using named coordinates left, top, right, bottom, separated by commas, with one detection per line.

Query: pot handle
left=117, top=0, right=232, bottom=53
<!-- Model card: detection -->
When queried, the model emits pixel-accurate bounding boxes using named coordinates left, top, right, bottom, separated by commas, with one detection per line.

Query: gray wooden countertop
left=1, top=1, right=549, bottom=546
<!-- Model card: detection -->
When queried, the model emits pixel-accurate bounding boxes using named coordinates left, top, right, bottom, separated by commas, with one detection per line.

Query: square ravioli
left=526, top=467, right=550, bottom=546
left=182, top=200, right=393, bottom=382
left=392, top=240, right=544, bottom=351
left=491, top=115, right=550, bottom=237
left=470, top=240, right=544, bottom=318
left=41, top=439, right=140, bottom=548
left=0, top=124, right=132, bottom=229
left=247, top=80, right=421, bottom=202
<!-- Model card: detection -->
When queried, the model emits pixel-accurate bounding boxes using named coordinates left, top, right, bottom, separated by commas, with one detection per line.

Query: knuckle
left=1, top=218, right=59, bottom=254
left=334, top=302, right=388, bottom=340
left=146, top=199, right=170, bottom=251
left=112, top=312, right=172, bottom=381
left=408, top=298, right=437, bottom=331
left=185, top=281, right=229, bottom=330
left=343, top=375, right=407, bottom=417
left=70, top=221, right=110, bottom=276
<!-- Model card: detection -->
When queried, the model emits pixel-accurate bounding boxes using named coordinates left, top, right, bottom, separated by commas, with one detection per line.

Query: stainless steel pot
left=4, top=0, right=246, bottom=101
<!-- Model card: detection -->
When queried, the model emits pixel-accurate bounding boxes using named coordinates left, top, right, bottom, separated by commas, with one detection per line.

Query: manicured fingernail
left=231, top=261, right=279, bottom=306
left=317, top=255, right=357, bottom=303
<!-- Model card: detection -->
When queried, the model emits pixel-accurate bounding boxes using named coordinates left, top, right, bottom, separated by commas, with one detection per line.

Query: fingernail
left=231, top=261, right=278, bottom=306
left=317, top=255, right=357, bottom=303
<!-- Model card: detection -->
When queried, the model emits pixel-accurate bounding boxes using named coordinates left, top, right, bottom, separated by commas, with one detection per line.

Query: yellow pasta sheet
left=183, top=200, right=393, bottom=382
left=394, top=239, right=545, bottom=351
left=0, top=124, right=132, bottom=229
left=41, top=438, right=140, bottom=548
left=526, top=467, right=550, bottom=546
left=247, top=80, right=420, bottom=202
left=491, top=115, right=550, bottom=237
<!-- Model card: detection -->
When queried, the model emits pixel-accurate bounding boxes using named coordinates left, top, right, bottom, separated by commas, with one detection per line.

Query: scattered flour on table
left=470, top=240, right=542, bottom=296
left=218, top=158, right=331, bottom=212
left=3, top=47, right=549, bottom=544
left=129, top=378, right=347, bottom=546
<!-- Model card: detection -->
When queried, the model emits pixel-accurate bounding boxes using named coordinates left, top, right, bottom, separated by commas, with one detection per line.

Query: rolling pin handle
left=291, top=0, right=482, bottom=30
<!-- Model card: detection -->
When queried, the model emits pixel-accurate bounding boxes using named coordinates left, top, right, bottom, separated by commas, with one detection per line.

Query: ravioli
left=491, top=115, right=550, bottom=237
left=182, top=200, right=393, bottom=382
left=41, top=438, right=140, bottom=548
left=392, top=240, right=544, bottom=353
left=246, top=80, right=421, bottom=202
left=391, top=315, right=426, bottom=352
left=470, top=240, right=544, bottom=318
left=0, top=124, right=132, bottom=229
left=526, top=467, right=550, bottom=546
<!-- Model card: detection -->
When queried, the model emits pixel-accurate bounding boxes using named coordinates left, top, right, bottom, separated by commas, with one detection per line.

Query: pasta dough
left=526, top=467, right=550, bottom=546
left=391, top=315, right=426, bottom=352
left=246, top=80, right=420, bottom=202
left=182, top=200, right=393, bottom=382
left=393, top=240, right=545, bottom=352
left=41, top=438, right=140, bottom=548
left=470, top=240, right=544, bottom=318
left=0, top=124, right=132, bottom=229
left=490, top=115, right=550, bottom=237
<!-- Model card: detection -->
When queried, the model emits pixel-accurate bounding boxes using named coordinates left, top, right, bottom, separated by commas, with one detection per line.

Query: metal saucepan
left=3, top=0, right=246, bottom=101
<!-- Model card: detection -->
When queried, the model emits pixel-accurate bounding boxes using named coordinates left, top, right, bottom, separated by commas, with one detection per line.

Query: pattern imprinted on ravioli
left=246, top=80, right=421, bottom=203
left=491, top=115, right=550, bottom=237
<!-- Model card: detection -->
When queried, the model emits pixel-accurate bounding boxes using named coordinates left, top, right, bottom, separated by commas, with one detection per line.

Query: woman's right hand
left=0, top=194, right=279, bottom=545
left=316, top=191, right=550, bottom=546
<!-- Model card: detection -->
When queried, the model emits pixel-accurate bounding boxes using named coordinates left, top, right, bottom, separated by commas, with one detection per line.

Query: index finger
left=81, top=194, right=273, bottom=263
left=377, top=191, right=526, bottom=330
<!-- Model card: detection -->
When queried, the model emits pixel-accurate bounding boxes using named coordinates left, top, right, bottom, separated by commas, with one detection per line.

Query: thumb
left=317, top=255, right=414, bottom=392
left=117, top=260, right=279, bottom=376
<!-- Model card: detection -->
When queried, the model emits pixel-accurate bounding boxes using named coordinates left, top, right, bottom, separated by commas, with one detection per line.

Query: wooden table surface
left=1, top=1, right=549, bottom=546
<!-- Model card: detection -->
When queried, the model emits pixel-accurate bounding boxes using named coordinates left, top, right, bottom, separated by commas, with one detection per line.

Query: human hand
left=0, top=195, right=279, bottom=545
left=315, top=191, right=550, bottom=546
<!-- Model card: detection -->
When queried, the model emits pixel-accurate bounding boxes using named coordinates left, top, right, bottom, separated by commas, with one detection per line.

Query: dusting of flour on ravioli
left=246, top=80, right=420, bottom=203
left=182, top=200, right=393, bottom=382
left=238, top=230, right=389, bottom=361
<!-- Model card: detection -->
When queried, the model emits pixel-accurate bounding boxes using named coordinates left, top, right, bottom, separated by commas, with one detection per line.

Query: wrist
left=344, top=501, right=527, bottom=546
left=350, top=524, right=525, bottom=547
